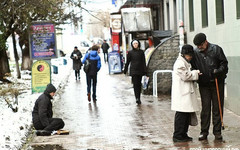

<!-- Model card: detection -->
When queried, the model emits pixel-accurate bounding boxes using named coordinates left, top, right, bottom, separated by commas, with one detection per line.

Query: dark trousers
left=103, top=52, right=108, bottom=62
left=75, top=70, right=80, bottom=78
left=86, top=74, right=97, bottom=99
left=199, top=80, right=224, bottom=136
left=173, top=112, right=190, bottom=139
left=33, top=118, right=65, bottom=131
left=132, top=75, right=142, bottom=100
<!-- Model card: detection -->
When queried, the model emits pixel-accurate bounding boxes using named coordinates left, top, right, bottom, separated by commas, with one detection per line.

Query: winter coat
left=32, top=84, right=56, bottom=127
left=82, top=50, right=101, bottom=76
left=70, top=50, right=82, bottom=70
left=171, top=54, right=200, bottom=112
left=101, top=43, right=110, bottom=53
left=123, top=40, right=147, bottom=76
left=191, top=43, right=228, bottom=86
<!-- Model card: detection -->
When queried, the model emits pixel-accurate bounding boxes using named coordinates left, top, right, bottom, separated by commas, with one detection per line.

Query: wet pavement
left=27, top=61, right=240, bottom=150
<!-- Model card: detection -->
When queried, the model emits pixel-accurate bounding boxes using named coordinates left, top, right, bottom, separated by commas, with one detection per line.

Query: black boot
left=36, top=130, right=52, bottom=136
left=136, top=98, right=141, bottom=105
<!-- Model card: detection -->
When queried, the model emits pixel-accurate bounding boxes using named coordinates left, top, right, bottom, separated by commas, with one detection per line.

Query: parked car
left=79, top=40, right=92, bottom=54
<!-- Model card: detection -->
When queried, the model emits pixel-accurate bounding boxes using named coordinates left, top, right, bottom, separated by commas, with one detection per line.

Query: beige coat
left=171, top=54, right=200, bottom=112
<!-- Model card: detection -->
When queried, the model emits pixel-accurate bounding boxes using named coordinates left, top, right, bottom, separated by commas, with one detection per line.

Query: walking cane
left=215, top=77, right=225, bottom=130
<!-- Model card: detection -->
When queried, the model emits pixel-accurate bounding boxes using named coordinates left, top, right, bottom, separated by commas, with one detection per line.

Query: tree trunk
left=0, top=50, right=10, bottom=81
left=12, top=32, right=21, bottom=79
left=21, top=41, right=32, bottom=70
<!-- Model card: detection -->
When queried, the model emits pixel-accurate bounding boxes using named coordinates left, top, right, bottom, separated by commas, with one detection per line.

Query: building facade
left=163, top=0, right=240, bottom=115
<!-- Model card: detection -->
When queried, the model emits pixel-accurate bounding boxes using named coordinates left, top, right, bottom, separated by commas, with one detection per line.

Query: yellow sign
left=32, top=60, right=51, bottom=93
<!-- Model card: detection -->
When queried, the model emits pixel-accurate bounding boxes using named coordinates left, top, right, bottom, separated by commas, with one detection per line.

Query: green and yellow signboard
left=32, top=60, right=51, bottom=93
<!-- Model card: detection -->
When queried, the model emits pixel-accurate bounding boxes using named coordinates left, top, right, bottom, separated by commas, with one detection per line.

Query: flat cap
left=193, top=33, right=206, bottom=46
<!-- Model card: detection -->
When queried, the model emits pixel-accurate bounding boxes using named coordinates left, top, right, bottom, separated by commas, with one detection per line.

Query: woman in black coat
left=70, top=46, right=82, bottom=80
left=124, top=39, right=147, bottom=104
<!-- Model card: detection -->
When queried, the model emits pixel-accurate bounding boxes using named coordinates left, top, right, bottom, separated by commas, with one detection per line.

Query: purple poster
left=30, top=22, right=57, bottom=59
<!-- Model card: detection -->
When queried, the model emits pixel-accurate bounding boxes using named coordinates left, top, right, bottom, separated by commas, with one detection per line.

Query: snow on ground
left=0, top=56, right=72, bottom=150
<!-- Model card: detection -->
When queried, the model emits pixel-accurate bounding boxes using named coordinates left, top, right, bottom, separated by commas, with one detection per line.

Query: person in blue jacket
left=82, top=45, right=101, bottom=102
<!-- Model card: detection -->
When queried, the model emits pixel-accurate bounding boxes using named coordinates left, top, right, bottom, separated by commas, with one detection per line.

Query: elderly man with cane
left=191, top=33, right=228, bottom=141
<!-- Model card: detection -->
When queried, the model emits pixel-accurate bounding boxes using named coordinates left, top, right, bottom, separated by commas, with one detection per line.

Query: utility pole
left=178, top=0, right=184, bottom=51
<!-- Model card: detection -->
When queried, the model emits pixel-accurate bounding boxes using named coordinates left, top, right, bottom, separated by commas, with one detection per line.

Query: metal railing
left=153, top=70, right=173, bottom=97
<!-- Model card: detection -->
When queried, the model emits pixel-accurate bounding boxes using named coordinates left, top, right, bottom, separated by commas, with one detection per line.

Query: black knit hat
left=193, top=33, right=206, bottom=46
left=181, top=44, right=194, bottom=56
left=45, top=83, right=56, bottom=94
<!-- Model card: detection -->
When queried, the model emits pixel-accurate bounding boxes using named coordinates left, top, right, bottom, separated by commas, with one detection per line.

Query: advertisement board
left=111, top=32, right=120, bottom=52
left=121, top=8, right=153, bottom=32
left=110, top=14, right=121, bottom=33
left=31, top=60, right=51, bottom=93
left=30, top=22, right=57, bottom=59
left=108, top=51, right=122, bottom=74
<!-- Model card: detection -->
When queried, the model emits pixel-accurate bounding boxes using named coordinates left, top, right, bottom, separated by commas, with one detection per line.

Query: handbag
left=83, top=54, right=91, bottom=73
left=189, top=112, right=198, bottom=126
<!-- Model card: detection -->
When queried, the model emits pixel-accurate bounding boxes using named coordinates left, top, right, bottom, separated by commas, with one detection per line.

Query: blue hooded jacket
left=82, top=50, right=101, bottom=75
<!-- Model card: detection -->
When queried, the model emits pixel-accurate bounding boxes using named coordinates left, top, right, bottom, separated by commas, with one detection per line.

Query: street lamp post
left=179, top=0, right=184, bottom=51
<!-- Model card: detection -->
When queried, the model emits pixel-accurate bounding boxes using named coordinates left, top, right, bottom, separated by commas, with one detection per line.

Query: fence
left=153, top=70, right=173, bottom=97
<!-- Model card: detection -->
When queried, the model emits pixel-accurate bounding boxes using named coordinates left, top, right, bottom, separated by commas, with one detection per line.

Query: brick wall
left=144, top=35, right=179, bottom=95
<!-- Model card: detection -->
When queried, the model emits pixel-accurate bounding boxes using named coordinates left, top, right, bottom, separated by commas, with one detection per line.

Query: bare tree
left=0, top=0, right=83, bottom=75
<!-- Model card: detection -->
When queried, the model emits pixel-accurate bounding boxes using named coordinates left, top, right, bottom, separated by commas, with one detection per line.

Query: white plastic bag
left=142, top=76, right=149, bottom=90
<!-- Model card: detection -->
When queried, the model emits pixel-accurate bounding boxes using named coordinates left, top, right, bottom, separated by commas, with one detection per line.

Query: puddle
left=30, top=145, right=65, bottom=150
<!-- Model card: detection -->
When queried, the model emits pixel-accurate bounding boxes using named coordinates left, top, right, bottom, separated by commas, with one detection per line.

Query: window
left=215, top=0, right=224, bottom=24
left=201, top=0, right=208, bottom=27
left=237, top=0, right=240, bottom=19
left=189, top=0, right=194, bottom=31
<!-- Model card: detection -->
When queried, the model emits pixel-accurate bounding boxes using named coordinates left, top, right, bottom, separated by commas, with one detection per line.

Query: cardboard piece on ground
left=57, top=130, right=70, bottom=135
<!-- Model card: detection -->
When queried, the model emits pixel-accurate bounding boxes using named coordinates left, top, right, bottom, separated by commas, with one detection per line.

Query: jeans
left=103, top=52, right=108, bottom=62
left=86, top=74, right=97, bottom=99
left=75, top=70, right=80, bottom=79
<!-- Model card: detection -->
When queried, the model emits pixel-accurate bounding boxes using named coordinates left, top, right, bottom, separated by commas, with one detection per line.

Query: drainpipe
left=179, top=0, right=184, bottom=51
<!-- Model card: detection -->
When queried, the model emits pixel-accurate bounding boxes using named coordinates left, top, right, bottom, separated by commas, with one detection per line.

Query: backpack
left=83, top=53, right=91, bottom=73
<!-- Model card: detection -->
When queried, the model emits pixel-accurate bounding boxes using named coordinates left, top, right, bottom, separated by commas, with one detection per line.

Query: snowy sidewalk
left=0, top=56, right=72, bottom=150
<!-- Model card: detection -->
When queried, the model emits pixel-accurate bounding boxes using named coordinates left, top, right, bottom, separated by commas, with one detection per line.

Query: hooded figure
left=32, top=83, right=65, bottom=136
left=123, top=39, right=147, bottom=104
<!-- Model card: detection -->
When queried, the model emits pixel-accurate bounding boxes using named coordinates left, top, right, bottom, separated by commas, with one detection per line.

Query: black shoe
left=184, top=135, right=193, bottom=141
left=198, top=134, right=208, bottom=141
left=136, top=99, right=141, bottom=105
left=173, top=137, right=189, bottom=142
left=78, top=76, right=80, bottom=80
left=214, top=134, right=223, bottom=140
left=93, top=99, right=97, bottom=102
left=36, top=130, right=51, bottom=136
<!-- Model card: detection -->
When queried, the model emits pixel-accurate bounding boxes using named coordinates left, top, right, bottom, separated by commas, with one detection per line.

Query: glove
left=212, top=69, right=220, bottom=77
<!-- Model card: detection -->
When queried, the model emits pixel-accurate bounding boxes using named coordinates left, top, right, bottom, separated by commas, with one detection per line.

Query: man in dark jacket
left=82, top=45, right=101, bottom=102
left=32, top=83, right=65, bottom=136
left=191, top=33, right=228, bottom=141
left=101, top=40, right=110, bottom=63
left=123, top=39, right=147, bottom=105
